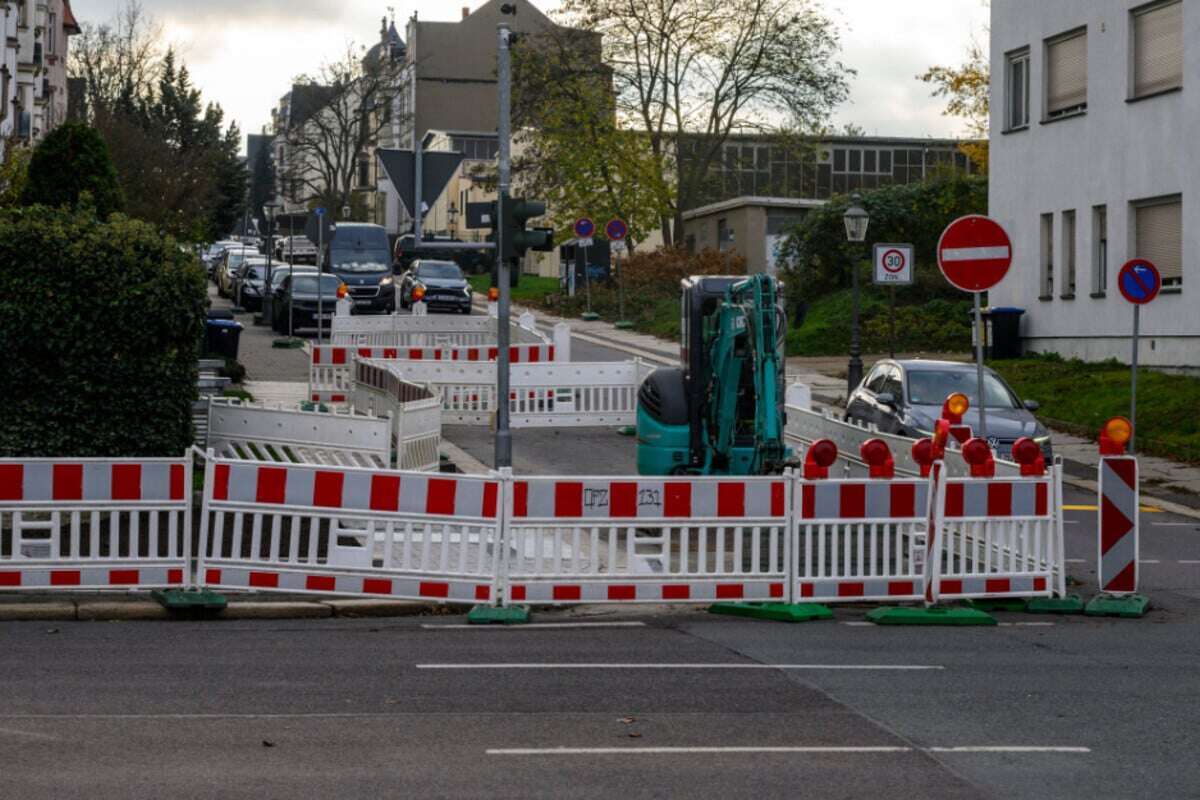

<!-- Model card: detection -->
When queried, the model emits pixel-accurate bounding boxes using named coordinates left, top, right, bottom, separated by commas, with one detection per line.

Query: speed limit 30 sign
left=873, top=243, right=914, bottom=285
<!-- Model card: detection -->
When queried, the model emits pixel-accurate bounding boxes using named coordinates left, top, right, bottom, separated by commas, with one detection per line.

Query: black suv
left=398, top=260, right=473, bottom=314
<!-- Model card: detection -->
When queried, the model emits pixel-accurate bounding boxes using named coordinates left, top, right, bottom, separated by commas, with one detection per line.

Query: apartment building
left=2, top=0, right=79, bottom=158
left=990, top=0, right=1194, bottom=367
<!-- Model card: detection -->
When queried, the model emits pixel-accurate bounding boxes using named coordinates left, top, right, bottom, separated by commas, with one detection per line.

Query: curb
left=0, top=597, right=441, bottom=622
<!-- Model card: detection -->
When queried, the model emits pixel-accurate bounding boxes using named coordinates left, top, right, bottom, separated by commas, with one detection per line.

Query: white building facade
left=989, top=0, right=1196, bottom=368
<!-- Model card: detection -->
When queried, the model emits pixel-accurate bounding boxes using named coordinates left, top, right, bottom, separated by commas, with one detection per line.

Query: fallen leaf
left=262, top=740, right=275, bottom=748
left=628, top=732, right=642, bottom=739
left=618, top=717, right=636, bottom=725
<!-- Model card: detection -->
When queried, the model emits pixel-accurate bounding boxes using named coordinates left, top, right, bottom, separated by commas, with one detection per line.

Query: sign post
left=607, top=218, right=630, bottom=329
left=937, top=216, right=1013, bottom=445
left=873, top=243, right=914, bottom=358
left=1117, top=259, right=1161, bottom=453
left=315, top=207, right=326, bottom=344
left=575, top=217, right=597, bottom=321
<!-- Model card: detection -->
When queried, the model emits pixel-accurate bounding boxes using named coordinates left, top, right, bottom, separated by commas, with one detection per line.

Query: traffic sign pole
left=575, top=218, right=598, bottom=321
left=1131, top=304, right=1139, bottom=454
left=973, top=292, right=987, bottom=442
left=1116, top=258, right=1161, bottom=455
left=607, top=218, right=631, bottom=329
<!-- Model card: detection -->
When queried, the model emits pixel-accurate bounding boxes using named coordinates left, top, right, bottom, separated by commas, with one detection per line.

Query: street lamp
left=262, top=202, right=281, bottom=327
left=843, top=192, right=870, bottom=398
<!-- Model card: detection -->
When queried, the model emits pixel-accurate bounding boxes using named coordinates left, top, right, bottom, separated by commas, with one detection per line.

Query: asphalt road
left=1, top=607, right=1197, bottom=800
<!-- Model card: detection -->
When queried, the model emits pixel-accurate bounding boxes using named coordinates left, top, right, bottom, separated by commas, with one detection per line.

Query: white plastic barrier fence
left=503, top=475, right=791, bottom=605
left=373, top=359, right=643, bottom=427
left=352, top=360, right=443, bottom=472
left=310, top=342, right=558, bottom=404
left=197, top=459, right=502, bottom=603
left=791, top=477, right=930, bottom=603
left=330, top=310, right=552, bottom=348
left=0, top=456, right=193, bottom=590
left=207, top=398, right=393, bottom=469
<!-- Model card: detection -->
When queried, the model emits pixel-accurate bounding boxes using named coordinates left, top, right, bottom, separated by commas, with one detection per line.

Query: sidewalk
left=502, top=299, right=1200, bottom=517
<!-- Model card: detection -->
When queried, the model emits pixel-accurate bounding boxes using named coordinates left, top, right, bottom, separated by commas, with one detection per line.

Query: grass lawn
left=991, top=356, right=1200, bottom=463
left=468, top=274, right=562, bottom=304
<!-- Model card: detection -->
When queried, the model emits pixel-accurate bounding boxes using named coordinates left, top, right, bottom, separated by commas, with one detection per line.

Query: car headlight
left=1034, top=435, right=1051, bottom=444
left=380, top=275, right=393, bottom=286
left=462, top=287, right=472, bottom=296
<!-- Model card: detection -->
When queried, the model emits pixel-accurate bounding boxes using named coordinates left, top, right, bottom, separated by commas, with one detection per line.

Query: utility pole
left=495, top=19, right=513, bottom=468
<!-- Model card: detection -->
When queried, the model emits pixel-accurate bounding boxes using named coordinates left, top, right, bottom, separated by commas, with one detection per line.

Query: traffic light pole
left=495, top=22, right=513, bottom=469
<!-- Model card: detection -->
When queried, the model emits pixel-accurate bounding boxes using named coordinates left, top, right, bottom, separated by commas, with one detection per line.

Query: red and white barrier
left=197, top=458, right=502, bottom=603
left=1098, top=455, right=1138, bottom=594
left=0, top=456, right=193, bottom=590
left=504, top=475, right=791, bottom=605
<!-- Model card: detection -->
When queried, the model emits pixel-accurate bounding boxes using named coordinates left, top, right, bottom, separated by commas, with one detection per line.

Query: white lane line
left=417, top=663, right=944, bottom=671
left=1152, top=522, right=1197, bottom=527
left=841, top=621, right=874, bottom=627
left=997, top=622, right=1055, bottom=627
left=487, top=745, right=1089, bottom=756
left=1066, top=558, right=1088, bottom=563
left=1178, top=560, right=1200, bottom=565
left=1142, top=559, right=1162, bottom=564
left=0, top=727, right=61, bottom=740
left=1063, top=520, right=1080, bottom=525
left=421, top=622, right=648, bottom=630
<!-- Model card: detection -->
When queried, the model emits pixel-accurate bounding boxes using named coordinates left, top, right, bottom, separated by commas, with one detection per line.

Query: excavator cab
left=636, top=274, right=790, bottom=475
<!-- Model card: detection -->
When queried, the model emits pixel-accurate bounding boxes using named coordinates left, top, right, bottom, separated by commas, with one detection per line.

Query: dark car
left=845, top=359, right=1052, bottom=460
left=271, top=273, right=346, bottom=334
left=393, top=234, right=491, bottom=274
left=398, top=259, right=473, bottom=314
left=324, top=223, right=395, bottom=314
left=233, top=260, right=271, bottom=312
left=267, top=264, right=319, bottom=295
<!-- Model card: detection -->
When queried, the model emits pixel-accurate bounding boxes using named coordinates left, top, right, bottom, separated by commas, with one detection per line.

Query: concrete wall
left=683, top=206, right=767, bottom=271
left=989, top=0, right=1198, bottom=367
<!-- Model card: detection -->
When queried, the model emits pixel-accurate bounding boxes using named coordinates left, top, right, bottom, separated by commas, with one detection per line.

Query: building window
left=717, top=218, right=734, bottom=252
left=1134, top=196, right=1183, bottom=289
left=0, top=71, right=8, bottom=123
left=1045, top=29, right=1088, bottom=119
left=1005, top=48, right=1030, bottom=129
left=1061, top=210, right=1076, bottom=298
left=1132, top=1, right=1183, bottom=99
left=1092, top=205, right=1108, bottom=296
left=357, top=156, right=371, bottom=188
left=18, top=0, right=29, bottom=27
left=1039, top=213, right=1054, bottom=298
left=48, top=13, right=57, bottom=55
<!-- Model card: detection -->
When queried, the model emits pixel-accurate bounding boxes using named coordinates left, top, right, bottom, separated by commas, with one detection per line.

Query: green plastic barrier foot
left=581, top=312, right=600, bottom=321
left=299, top=401, right=331, bottom=413
left=968, top=598, right=1029, bottom=613
left=616, top=426, right=636, bottom=436
left=272, top=337, right=305, bottom=349
left=614, top=320, right=634, bottom=330
left=1084, top=593, right=1150, bottom=618
left=1025, top=595, right=1086, bottom=615
left=866, top=605, right=996, bottom=626
left=152, top=589, right=227, bottom=619
left=468, top=605, right=530, bottom=625
left=708, top=602, right=834, bottom=623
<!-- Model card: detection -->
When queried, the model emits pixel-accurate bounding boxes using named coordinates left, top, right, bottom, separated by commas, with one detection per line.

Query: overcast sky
left=70, top=0, right=990, bottom=152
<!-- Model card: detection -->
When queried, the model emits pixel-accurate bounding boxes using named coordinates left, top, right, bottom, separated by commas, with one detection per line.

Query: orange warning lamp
left=487, top=286, right=499, bottom=302
left=1099, top=417, right=1132, bottom=455
left=942, top=392, right=970, bottom=424
left=413, top=285, right=426, bottom=302
left=336, top=283, right=348, bottom=299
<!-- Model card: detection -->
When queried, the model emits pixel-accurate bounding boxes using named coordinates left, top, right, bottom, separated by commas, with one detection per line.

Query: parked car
left=275, top=235, right=318, bottom=264
left=323, top=222, right=395, bottom=314
left=392, top=234, right=491, bottom=274
left=233, top=259, right=271, bottom=312
left=203, top=240, right=241, bottom=280
left=271, top=273, right=346, bottom=334
left=216, top=247, right=256, bottom=298
left=267, top=263, right=320, bottom=295
left=845, top=359, right=1052, bottom=460
left=398, top=259, right=472, bottom=314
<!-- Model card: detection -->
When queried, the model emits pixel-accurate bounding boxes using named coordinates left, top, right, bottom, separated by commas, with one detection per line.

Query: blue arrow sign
left=315, top=207, right=325, bottom=217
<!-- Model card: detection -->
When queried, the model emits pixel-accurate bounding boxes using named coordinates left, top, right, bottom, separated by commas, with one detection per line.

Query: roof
left=62, top=0, right=81, bottom=34
left=682, top=196, right=827, bottom=221
left=287, top=84, right=336, bottom=129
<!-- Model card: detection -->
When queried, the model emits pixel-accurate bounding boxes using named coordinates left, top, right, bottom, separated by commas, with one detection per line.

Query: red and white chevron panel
left=942, top=478, right=1050, bottom=519
left=1098, top=456, right=1138, bottom=594
left=202, top=566, right=494, bottom=603
left=799, top=480, right=929, bottom=521
left=0, top=460, right=187, bottom=503
left=312, top=344, right=554, bottom=365
left=507, top=579, right=786, bottom=605
left=208, top=461, right=498, bottom=519
left=510, top=477, right=787, bottom=520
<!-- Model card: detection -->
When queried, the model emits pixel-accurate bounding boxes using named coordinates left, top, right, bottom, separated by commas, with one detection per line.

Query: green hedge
left=0, top=206, right=207, bottom=456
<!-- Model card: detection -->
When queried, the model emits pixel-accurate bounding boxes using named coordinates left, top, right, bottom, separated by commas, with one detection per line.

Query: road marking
left=1141, top=559, right=1161, bottom=564
left=421, top=622, right=648, bottom=630
left=841, top=621, right=874, bottom=626
left=1062, top=504, right=1162, bottom=513
left=1066, top=558, right=1088, bottom=563
left=997, top=622, right=1055, bottom=627
left=416, top=663, right=944, bottom=671
left=0, top=727, right=61, bottom=740
left=1153, top=522, right=1197, bottom=528
left=486, top=745, right=1089, bottom=756
left=1063, top=520, right=1080, bottom=525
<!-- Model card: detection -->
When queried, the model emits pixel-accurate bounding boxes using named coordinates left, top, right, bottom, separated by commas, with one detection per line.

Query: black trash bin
left=987, top=307, right=1025, bottom=359
left=205, top=318, right=243, bottom=359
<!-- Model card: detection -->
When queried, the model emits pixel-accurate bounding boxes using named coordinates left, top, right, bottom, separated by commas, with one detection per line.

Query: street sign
left=611, top=240, right=627, bottom=254
left=1118, top=259, right=1161, bottom=305
left=606, top=218, right=628, bottom=241
left=304, top=210, right=335, bottom=247
left=574, top=217, right=595, bottom=239
left=936, top=215, right=1013, bottom=292
left=873, top=243, right=914, bottom=285
left=375, top=149, right=465, bottom=218
left=315, top=207, right=325, bottom=216
left=576, top=237, right=594, bottom=248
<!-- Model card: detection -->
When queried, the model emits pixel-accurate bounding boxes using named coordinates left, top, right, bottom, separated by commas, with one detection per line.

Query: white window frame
left=1005, top=47, right=1031, bottom=130
left=1039, top=212, right=1054, bottom=299
left=1092, top=205, right=1108, bottom=296
left=1061, top=209, right=1077, bottom=298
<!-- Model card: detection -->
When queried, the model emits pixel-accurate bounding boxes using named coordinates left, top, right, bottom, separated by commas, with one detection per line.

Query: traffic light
left=500, top=192, right=553, bottom=261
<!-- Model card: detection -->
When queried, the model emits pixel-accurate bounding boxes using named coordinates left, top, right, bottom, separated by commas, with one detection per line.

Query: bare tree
left=278, top=45, right=404, bottom=217
left=555, top=0, right=852, bottom=244
left=69, top=1, right=164, bottom=118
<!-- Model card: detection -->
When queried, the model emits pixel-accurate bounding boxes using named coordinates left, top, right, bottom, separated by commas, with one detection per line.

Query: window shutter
left=1136, top=200, right=1183, bottom=282
left=1047, top=32, right=1088, bottom=114
left=1134, top=1, right=1183, bottom=97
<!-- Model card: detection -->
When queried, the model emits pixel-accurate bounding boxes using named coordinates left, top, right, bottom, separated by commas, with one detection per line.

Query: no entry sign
left=1118, top=259, right=1161, bottom=305
left=937, top=215, right=1013, bottom=292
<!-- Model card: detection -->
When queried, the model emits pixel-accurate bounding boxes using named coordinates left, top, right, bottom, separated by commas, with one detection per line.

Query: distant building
left=2, top=0, right=80, bottom=158
left=989, top=0, right=1194, bottom=367
left=268, top=84, right=335, bottom=214
left=682, top=197, right=826, bottom=276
